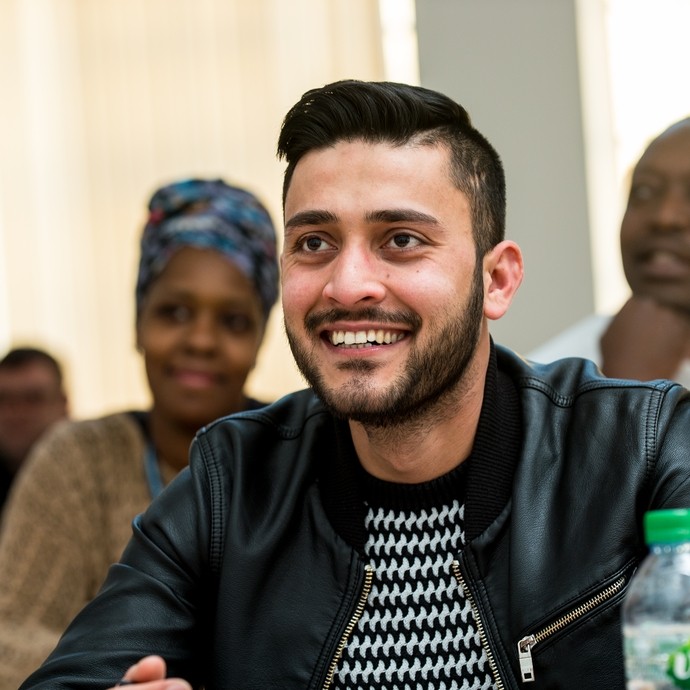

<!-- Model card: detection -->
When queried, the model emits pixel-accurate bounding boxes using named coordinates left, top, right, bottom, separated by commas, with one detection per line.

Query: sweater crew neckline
left=357, top=459, right=468, bottom=511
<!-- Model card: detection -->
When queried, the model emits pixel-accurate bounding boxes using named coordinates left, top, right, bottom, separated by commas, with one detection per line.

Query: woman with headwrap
left=0, top=178, right=280, bottom=689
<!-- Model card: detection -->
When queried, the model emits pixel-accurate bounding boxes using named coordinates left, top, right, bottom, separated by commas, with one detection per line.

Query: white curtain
left=0, top=0, right=387, bottom=417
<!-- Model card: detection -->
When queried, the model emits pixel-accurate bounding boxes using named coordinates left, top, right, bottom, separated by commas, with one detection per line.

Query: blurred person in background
left=529, top=117, right=690, bottom=383
left=0, top=178, right=279, bottom=689
left=0, top=346, right=69, bottom=511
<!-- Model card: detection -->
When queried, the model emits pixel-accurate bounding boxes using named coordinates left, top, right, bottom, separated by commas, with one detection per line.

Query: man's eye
left=301, top=236, right=330, bottom=252
left=388, top=233, right=421, bottom=249
left=629, top=182, right=661, bottom=204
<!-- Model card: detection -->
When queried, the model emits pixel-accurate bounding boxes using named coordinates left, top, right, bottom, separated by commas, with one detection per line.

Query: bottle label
left=668, top=641, right=690, bottom=688
left=625, top=624, right=690, bottom=689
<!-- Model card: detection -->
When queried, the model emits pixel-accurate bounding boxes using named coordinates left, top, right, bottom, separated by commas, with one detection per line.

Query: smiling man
left=280, top=137, right=505, bottom=474
left=19, top=81, right=690, bottom=690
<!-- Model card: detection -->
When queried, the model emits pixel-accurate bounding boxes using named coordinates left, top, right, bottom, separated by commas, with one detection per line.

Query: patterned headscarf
left=136, top=178, right=279, bottom=321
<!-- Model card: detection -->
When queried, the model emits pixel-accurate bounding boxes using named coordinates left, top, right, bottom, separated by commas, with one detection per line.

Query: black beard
left=284, top=260, right=484, bottom=428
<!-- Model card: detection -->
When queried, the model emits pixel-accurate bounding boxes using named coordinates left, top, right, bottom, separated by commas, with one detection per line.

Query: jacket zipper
left=517, top=575, right=626, bottom=683
left=322, top=563, right=374, bottom=690
left=451, top=559, right=505, bottom=690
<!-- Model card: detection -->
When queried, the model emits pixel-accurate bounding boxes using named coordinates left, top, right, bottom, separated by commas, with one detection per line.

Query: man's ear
left=482, top=240, right=524, bottom=320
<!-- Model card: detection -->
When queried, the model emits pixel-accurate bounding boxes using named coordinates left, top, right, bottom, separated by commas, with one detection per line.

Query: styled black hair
left=277, top=79, right=506, bottom=254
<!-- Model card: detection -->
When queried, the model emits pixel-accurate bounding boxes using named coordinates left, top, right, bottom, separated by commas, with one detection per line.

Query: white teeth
left=329, top=329, right=404, bottom=347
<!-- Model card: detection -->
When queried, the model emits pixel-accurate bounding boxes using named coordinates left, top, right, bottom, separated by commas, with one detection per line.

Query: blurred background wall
left=0, top=0, right=689, bottom=418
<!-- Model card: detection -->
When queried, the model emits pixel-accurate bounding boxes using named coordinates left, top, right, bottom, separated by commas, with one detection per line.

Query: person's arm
left=600, top=296, right=690, bottom=381
left=650, top=387, right=690, bottom=510
left=18, top=450, right=213, bottom=690
left=0, top=422, right=111, bottom=689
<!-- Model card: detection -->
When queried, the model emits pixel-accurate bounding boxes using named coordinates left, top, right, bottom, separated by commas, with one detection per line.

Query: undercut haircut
left=277, top=79, right=506, bottom=255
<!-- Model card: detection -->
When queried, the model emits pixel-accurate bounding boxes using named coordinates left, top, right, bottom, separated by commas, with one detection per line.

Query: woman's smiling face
left=137, top=246, right=265, bottom=431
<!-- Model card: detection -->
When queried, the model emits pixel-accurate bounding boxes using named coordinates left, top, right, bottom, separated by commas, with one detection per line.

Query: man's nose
left=322, top=246, right=387, bottom=306
left=652, top=186, right=690, bottom=232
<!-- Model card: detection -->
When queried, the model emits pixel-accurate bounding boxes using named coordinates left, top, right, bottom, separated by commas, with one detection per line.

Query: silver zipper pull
left=517, top=635, right=537, bottom=683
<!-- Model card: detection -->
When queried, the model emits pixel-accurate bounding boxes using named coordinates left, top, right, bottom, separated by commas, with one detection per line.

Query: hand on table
left=109, top=656, right=192, bottom=690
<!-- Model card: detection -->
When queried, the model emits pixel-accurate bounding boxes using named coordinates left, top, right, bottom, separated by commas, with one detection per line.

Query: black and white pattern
left=333, top=500, right=495, bottom=690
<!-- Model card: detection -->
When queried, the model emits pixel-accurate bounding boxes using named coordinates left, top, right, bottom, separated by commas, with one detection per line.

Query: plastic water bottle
left=623, top=508, right=690, bottom=689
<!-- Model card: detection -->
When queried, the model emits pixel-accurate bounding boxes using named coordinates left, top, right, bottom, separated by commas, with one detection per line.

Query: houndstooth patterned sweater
left=332, top=464, right=496, bottom=690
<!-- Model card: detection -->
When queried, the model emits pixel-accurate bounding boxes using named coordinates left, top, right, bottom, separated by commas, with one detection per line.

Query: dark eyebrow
left=365, top=209, right=440, bottom=225
left=631, top=166, right=665, bottom=180
left=284, top=207, right=440, bottom=231
left=285, top=210, right=338, bottom=230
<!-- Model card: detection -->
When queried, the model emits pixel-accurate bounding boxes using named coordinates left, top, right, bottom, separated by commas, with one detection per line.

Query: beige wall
left=0, top=0, right=386, bottom=417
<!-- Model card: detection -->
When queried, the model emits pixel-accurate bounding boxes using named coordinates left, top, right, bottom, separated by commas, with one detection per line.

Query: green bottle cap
left=645, top=509, right=690, bottom=545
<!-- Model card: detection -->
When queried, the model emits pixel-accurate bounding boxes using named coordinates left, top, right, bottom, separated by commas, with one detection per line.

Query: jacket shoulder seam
left=194, top=436, right=225, bottom=577
left=517, top=375, right=678, bottom=408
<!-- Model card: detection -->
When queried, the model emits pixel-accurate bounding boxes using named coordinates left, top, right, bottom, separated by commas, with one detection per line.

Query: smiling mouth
left=328, top=329, right=407, bottom=348
left=640, top=249, right=690, bottom=276
left=172, top=369, right=221, bottom=387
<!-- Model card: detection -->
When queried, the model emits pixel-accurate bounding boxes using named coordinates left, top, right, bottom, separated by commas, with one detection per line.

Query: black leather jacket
left=21, top=347, right=690, bottom=689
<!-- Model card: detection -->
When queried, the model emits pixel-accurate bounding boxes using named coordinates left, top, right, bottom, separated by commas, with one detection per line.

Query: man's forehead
left=0, top=364, right=58, bottom=386
left=638, top=127, right=690, bottom=173
left=285, top=141, right=458, bottom=208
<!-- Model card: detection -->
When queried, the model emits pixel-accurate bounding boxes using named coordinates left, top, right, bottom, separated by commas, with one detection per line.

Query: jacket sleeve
left=19, top=438, right=215, bottom=690
left=649, top=387, right=690, bottom=508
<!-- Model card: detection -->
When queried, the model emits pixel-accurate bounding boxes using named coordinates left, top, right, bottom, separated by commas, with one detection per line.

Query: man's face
left=280, top=140, right=486, bottom=427
left=0, top=362, right=67, bottom=470
left=620, top=122, right=690, bottom=312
